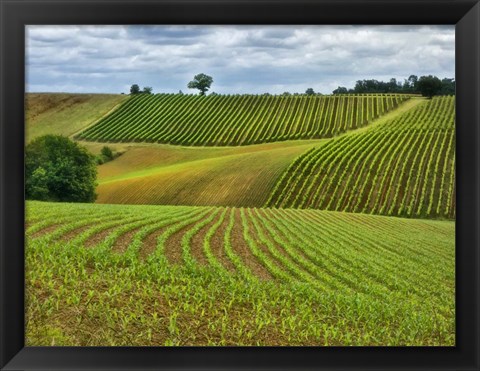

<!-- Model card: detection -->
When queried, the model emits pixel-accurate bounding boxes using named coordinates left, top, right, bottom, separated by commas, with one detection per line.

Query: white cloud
left=26, top=25, right=455, bottom=94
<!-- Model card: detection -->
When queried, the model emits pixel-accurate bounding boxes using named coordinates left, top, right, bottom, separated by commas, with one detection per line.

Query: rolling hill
left=76, top=93, right=410, bottom=146
left=24, top=93, right=453, bottom=216
left=266, top=96, right=455, bottom=219
left=96, top=140, right=322, bottom=207
left=24, top=92, right=456, bottom=347
left=26, top=93, right=128, bottom=142
left=92, top=96, right=425, bottom=208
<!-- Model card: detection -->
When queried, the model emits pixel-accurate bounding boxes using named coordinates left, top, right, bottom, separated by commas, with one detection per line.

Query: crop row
left=76, top=94, right=410, bottom=146
left=27, top=201, right=453, bottom=304
left=25, top=201, right=454, bottom=346
left=266, top=96, right=455, bottom=219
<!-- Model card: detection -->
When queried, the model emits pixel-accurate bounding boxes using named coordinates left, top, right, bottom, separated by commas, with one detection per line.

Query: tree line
left=333, top=75, right=455, bottom=98
left=130, top=73, right=454, bottom=99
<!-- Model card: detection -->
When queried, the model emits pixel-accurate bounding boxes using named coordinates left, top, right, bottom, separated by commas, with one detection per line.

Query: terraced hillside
left=96, top=140, right=321, bottom=207
left=76, top=94, right=410, bottom=146
left=26, top=93, right=127, bottom=142
left=26, top=201, right=454, bottom=346
left=266, top=96, right=455, bottom=219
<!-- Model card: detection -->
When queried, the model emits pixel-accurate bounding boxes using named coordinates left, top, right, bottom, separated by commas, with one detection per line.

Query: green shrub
left=25, top=135, right=97, bottom=202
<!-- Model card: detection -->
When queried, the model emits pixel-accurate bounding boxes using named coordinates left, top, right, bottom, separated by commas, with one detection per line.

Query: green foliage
left=305, top=88, right=315, bottom=95
left=142, top=86, right=153, bottom=94
left=130, top=84, right=140, bottom=95
left=96, top=145, right=118, bottom=165
left=25, top=201, right=454, bottom=346
left=332, top=86, right=348, bottom=94
left=101, top=145, right=114, bottom=160
left=406, top=74, right=418, bottom=92
left=26, top=167, right=49, bottom=200
left=25, top=135, right=97, bottom=202
left=187, top=73, right=213, bottom=96
left=332, top=74, right=451, bottom=96
left=439, top=78, right=455, bottom=95
left=417, top=75, right=443, bottom=98
left=77, top=94, right=410, bottom=146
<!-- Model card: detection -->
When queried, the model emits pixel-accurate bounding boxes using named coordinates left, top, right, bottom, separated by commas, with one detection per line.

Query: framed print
left=1, top=0, right=479, bottom=370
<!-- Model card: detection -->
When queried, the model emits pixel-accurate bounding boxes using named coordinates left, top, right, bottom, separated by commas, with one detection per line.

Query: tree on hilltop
left=333, top=86, right=349, bottom=95
left=439, top=78, right=455, bottom=95
left=305, top=88, right=315, bottom=95
left=187, top=73, right=213, bottom=96
left=130, top=84, right=153, bottom=95
left=130, top=84, right=140, bottom=94
left=417, top=75, right=443, bottom=98
left=406, top=75, right=418, bottom=92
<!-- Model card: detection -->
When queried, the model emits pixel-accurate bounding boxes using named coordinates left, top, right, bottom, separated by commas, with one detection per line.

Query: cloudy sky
left=26, top=25, right=455, bottom=95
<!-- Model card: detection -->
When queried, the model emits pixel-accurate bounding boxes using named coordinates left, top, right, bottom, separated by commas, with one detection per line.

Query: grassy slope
left=24, top=94, right=442, bottom=211
left=24, top=94, right=455, bottom=346
left=24, top=93, right=417, bottom=208
left=94, top=99, right=423, bottom=207
left=96, top=140, right=323, bottom=207
left=26, top=201, right=454, bottom=346
left=26, top=93, right=128, bottom=142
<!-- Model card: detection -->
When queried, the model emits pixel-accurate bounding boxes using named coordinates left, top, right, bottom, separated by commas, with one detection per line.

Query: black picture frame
left=1, top=0, right=479, bottom=370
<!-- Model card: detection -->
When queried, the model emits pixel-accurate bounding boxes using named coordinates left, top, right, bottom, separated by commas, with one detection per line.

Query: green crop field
left=266, top=96, right=455, bottom=219
left=76, top=94, right=410, bottom=145
left=24, top=92, right=456, bottom=347
left=23, top=20, right=458, bottom=353
left=95, top=140, right=321, bottom=207
left=26, top=93, right=128, bottom=142
left=26, top=201, right=454, bottom=346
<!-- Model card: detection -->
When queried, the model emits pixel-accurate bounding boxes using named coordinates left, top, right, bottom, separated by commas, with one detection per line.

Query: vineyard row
left=266, top=96, right=456, bottom=219
left=77, top=94, right=410, bottom=146
left=27, top=201, right=453, bottom=309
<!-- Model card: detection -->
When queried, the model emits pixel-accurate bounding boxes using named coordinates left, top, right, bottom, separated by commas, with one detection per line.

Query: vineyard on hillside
left=266, top=96, right=455, bottom=219
left=26, top=201, right=454, bottom=346
left=76, top=94, right=410, bottom=146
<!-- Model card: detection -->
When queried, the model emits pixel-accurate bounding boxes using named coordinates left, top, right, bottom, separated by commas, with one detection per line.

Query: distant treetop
left=130, top=84, right=154, bottom=95
left=187, top=73, right=214, bottom=96
left=332, top=74, right=454, bottom=98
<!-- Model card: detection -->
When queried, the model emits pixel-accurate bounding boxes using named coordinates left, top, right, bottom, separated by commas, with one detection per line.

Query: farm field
left=26, top=201, right=455, bottom=346
left=95, top=140, right=322, bottom=207
left=26, top=93, right=128, bottom=142
left=267, top=96, right=455, bottom=219
left=76, top=94, right=410, bottom=145
left=91, top=97, right=422, bottom=207
left=24, top=92, right=456, bottom=347
left=23, top=23, right=457, bottom=351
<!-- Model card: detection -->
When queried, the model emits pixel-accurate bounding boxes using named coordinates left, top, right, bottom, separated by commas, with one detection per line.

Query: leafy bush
left=101, top=146, right=114, bottom=160
left=96, top=146, right=121, bottom=165
left=25, top=135, right=97, bottom=202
